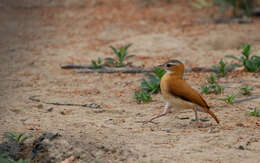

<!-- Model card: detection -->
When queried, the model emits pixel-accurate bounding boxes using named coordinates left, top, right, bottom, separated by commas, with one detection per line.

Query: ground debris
left=29, top=96, right=101, bottom=109
left=61, top=64, right=216, bottom=73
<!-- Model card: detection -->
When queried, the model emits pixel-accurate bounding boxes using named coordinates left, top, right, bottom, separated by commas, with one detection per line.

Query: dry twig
left=29, top=96, right=101, bottom=109
left=61, top=64, right=215, bottom=74
left=233, top=95, right=260, bottom=104
left=199, top=17, right=252, bottom=24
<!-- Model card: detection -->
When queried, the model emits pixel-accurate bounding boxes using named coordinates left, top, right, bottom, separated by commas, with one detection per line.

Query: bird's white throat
left=166, top=70, right=173, bottom=74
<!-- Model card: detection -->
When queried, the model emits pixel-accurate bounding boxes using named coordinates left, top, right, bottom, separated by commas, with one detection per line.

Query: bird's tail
left=205, top=108, right=220, bottom=124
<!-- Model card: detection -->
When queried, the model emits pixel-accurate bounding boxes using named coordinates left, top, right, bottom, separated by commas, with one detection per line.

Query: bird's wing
left=169, top=79, right=208, bottom=108
left=169, top=79, right=219, bottom=123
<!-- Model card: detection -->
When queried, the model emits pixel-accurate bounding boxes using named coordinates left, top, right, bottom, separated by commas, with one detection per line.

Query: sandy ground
left=1, top=0, right=260, bottom=162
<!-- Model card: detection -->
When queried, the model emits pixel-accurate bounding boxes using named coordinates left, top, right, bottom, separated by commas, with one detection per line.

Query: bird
left=144, top=59, right=219, bottom=124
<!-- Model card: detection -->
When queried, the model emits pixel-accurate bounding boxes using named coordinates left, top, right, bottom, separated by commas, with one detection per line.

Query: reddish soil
left=1, top=0, right=260, bottom=162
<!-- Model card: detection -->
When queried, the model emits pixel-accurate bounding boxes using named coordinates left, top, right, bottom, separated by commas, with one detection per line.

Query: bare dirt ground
left=1, top=0, right=260, bottom=162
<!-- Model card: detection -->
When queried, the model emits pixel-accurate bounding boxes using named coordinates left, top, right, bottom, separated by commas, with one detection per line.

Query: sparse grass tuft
left=105, top=44, right=135, bottom=67
left=3, top=131, right=32, bottom=144
left=153, top=67, right=166, bottom=80
left=240, top=84, right=254, bottom=95
left=90, top=57, right=103, bottom=69
left=226, top=44, right=260, bottom=72
left=135, top=68, right=166, bottom=103
left=134, top=91, right=152, bottom=103
left=1, top=132, right=31, bottom=163
left=249, top=107, right=260, bottom=117
left=212, top=59, right=239, bottom=77
left=201, top=74, right=224, bottom=94
left=191, top=0, right=213, bottom=9
left=217, top=94, right=237, bottom=104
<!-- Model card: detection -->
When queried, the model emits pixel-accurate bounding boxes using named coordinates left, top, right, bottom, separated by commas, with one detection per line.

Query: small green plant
left=3, top=132, right=32, bottom=144
left=217, top=94, right=237, bottom=104
left=215, top=0, right=255, bottom=17
left=90, top=57, right=103, bottom=69
left=249, top=107, right=260, bottom=117
left=212, top=59, right=239, bottom=77
left=200, top=84, right=211, bottom=94
left=135, top=68, right=166, bottom=103
left=140, top=74, right=160, bottom=94
left=201, top=74, right=224, bottom=94
left=153, top=67, right=166, bottom=80
left=240, top=84, right=254, bottom=95
left=226, top=44, right=260, bottom=72
left=140, top=68, right=166, bottom=94
left=105, top=44, right=135, bottom=67
left=134, top=91, right=152, bottom=103
left=191, top=0, right=213, bottom=9
left=0, top=152, right=28, bottom=163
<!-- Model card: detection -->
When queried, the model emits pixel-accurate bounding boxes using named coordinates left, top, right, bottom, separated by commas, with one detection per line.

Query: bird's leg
left=194, top=107, right=199, bottom=122
left=193, top=106, right=202, bottom=127
left=143, top=103, right=170, bottom=124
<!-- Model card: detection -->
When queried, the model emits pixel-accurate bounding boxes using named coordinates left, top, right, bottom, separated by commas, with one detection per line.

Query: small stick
left=199, top=17, right=252, bottom=24
left=61, top=64, right=91, bottom=69
left=233, top=95, right=260, bottom=104
left=61, top=64, right=215, bottom=73
left=76, top=67, right=153, bottom=74
left=60, top=64, right=215, bottom=74
left=29, top=96, right=101, bottom=109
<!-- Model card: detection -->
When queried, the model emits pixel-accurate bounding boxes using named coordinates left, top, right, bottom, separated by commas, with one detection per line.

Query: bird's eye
left=166, top=63, right=171, bottom=67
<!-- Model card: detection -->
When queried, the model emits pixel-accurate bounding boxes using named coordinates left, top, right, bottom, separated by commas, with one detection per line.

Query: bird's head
left=159, top=59, right=184, bottom=77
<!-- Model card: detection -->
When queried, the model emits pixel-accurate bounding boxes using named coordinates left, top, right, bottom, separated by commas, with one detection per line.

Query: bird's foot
left=191, top=120, right=212, bottom=128
left=193, top=121, right=203, bottom=128
left=136, top=110, right=168, bottom=124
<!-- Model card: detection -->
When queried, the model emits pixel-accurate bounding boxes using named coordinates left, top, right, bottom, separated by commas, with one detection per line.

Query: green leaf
left=201, top=84, right=210, bottom=94
left=110, top=46, right=119, bottom=56
left=3, top=132, right=18, bottom=142
left=20, top=135, right=33, bottom=143
left=245, top=60, right=258, bottom=72
left=7, top=131, right=18, bottom=137
left=105, top=57, right=115, bottom=61
left=217, top=94, right=236, bottom=104
left=249, top=108, right=260, bottom=117
left=105, top=57, right=117, bottom=65
left=214, top=84, right=224, bottom=94
left=242, top=44, right=251, bottom=59
left=119, top=46, right=126, bottom=58
left=124, top=44, right=132, bottom=51
left=240, top=83, right=254, bottom=95
left=108, top=44, right=134, bottom=67
left=17, top=133, right=25, bottom=142
left=153, top=68, right=166, bottom=79
left=191, top=0, right=212, bottom=9
left=3, top=136, right=15, bottom=142
left=207, top=74, right=216, bottom=84
left=91, top=60, right=97, bottom=66
left=126, top=54, right=135, bottom=59
left=97, top=57, right=102, bottom=64
left=90, top=58, right=103, bottom=69
left=225, top=55, right=241, bottom=61
left=140, top=73, right=160, bottom=94
left=135, top=91, right=152, bottom=103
